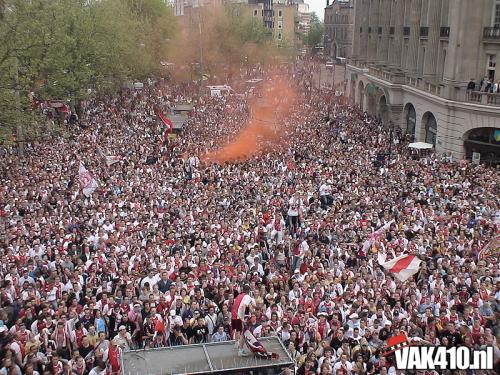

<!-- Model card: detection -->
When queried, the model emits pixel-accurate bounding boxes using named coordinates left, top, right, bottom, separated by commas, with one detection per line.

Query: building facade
left=176, top=0, right=299, bottom=48
left=347, top=0, right=500, bottom=162
left=324, top=0, right=354, bottom=59
left=297, top=3, right=311, bottom=35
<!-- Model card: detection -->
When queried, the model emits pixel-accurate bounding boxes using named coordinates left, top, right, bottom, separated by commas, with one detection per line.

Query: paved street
left=312, top=63, right=346, bottom=90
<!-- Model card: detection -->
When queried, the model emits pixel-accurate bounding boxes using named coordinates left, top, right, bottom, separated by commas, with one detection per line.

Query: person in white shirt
left=287, top=192, right=302, bottom=237
left=140, top=269, right=160, bottom=288
left=333, top=354, right=353, bottom=373
left=269, top=215, right=285, bottom=245
left=231, top=285, right=256, bottom=357
left=319, top=180, right=334, bottom=210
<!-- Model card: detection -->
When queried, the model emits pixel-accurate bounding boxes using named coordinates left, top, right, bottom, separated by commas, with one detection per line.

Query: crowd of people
left=0, top=62, right=499, bottom=375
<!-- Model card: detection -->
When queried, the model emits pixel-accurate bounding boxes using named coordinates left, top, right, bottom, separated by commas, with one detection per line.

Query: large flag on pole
left=378, top=251, right=421, bottom=282
left=156, top=107, right=173, bottom=133
left=79, top=162, right=98, bottom=197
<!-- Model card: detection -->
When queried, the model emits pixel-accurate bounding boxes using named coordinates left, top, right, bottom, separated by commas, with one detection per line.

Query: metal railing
left=353, top=63, right=500, bottom=107
left=483, top=27, right=500, bottom=39
left=369, top=66, right=406, bottom=84
left=404, top=76, right=442, bottom=96
left=467, top=91, right=500, bottom=106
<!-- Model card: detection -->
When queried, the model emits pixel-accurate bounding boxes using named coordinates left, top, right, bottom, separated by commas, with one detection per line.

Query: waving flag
left=478, top=236, right=499, bottom=260
left=243, top=330, right=279, bottom=359
left=156, top=107, right=173, bottom=133
left=378, top=251, right=421, bottom=282
left=79, top=162, right=98, bottom=197
left=362, top=220, right=394, bottom=253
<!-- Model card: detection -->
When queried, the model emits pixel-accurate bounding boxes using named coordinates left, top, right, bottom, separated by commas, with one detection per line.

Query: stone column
left=405, top=0, right=422, bottom=74
left=351, top=0, right=362, bottom=59
left=367, top=0, right=380, bottom=63
left=423, top=0, right=442, bottom=79
left=390, top=0, right=404, bottom=68
left=359, top=0, right=369, bottom=62
left=377, top=0, right=391, bottom=65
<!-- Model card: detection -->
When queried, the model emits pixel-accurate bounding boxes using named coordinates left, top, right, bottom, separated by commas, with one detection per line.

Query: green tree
left=0, top=0, right=176, bottom=146
left=306, top=12, right=324, bottom=47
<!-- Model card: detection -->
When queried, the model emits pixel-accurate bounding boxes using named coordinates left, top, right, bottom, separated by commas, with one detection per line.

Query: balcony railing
left=403, top=26, right=410, bottom=36
left=420, top=26, right=429, bottom=37
left=468, top=91, right=500, bottom=106
left=483, top=27, right=500, bottom=39
left=440, top=27, right=450, bottom=38
left=405, top=76, right=442, bottom=96
left=368, top=66, right=406, bottom=84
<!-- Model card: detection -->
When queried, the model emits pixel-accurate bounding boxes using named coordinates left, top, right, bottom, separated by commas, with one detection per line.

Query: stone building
left=346, top=0, right=500, bottom=163
left=324, top=0, right=354, bottom=59
left=176, top=0, right=299, bottom=48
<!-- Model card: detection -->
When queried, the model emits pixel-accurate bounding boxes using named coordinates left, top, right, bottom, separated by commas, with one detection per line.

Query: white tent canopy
left=408, top=142, right=434, bottom=150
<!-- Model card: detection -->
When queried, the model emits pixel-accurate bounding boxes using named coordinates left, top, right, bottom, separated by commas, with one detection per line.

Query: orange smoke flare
left=204, top=78, right=296, bottom=163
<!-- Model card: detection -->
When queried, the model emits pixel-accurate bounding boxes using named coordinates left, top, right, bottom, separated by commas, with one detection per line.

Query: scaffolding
left=121, top=337, right=295, bottom=375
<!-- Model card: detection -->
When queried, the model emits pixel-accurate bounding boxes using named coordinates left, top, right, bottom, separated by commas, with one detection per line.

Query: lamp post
left=387, top=123, right=394, bottom=169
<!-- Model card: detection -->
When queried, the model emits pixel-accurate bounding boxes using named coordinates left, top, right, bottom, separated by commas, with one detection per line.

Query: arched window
left=404, top=103, right=416, bottom=137
left=423, top=112, right=437, bottom=146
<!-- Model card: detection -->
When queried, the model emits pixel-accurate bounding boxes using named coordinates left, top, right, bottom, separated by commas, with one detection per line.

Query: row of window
left=253, top=9, right=282, bottom=17
left=325, top=14, right=349, bottom=24
left=358, top=1, right=500, bottom=30
left=359, top=26, right=449, bottom=38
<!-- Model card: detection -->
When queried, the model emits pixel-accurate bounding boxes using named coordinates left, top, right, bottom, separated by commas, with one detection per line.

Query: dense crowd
left=0, top=64, right=499, bottom=375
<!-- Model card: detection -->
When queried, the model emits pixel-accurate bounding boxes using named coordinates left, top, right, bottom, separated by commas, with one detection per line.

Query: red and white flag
left=378, top=251, right=421, bottom=282
left=79, top=162, right=98, bottom=197
left=478, top=236, right=499, bottom=260
left=157, top=107, right=173, bottom=133
left=362, top=220, right=394, bottom=253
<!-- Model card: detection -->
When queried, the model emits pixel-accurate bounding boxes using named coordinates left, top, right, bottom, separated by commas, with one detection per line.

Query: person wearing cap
left=113, top=326, right=131, bottom=350
left=169, top=320, right=189, bottom=347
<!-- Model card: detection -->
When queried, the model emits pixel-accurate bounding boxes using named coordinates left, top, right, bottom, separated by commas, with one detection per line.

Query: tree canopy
left=306, top=12, right=325, bottom=47
left=0, top=1, right=290, bottom=144
left=0, top=0, right=176, bottom=142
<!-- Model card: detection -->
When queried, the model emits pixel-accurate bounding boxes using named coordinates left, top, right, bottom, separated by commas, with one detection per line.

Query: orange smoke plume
left=204, top=78, right=296, bottom=163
